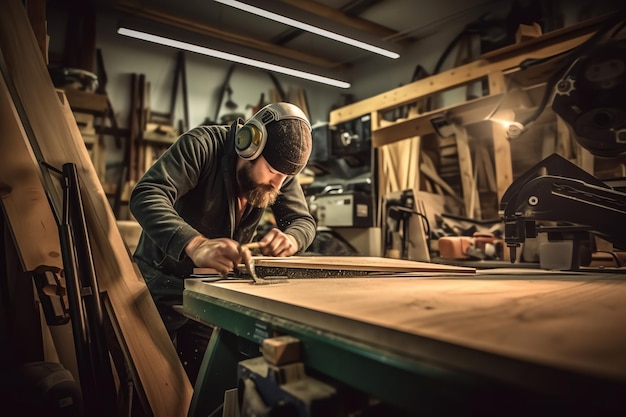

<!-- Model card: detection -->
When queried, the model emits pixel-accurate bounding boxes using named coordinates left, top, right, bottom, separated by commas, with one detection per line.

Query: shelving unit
left=65, top=89, right=109, bottom=182
left=329, top=14, right=623, bottom=227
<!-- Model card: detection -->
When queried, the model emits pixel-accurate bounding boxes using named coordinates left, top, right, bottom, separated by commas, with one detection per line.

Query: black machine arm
left=501, top=154, right=626, bottom=261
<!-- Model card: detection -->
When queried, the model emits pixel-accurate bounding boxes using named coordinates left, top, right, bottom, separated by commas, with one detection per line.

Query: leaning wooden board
left=185, top=271, right=626, bottom=395
left=0, top=1, right=192, bottom=415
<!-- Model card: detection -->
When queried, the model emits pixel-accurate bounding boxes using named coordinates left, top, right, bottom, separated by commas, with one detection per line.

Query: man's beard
left=237, top=163, right=280, bottom=208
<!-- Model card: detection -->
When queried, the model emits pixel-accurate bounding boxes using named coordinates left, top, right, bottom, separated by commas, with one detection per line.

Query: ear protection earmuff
left=235, top=102, right=312, bottom=160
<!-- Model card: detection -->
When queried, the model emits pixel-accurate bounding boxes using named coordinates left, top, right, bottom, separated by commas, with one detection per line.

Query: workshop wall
left=43, top=0, right=623, bottom=207
left=45, top=0, right=622, bottom=127
left=349, top=0, right=622, bottom=101
left=46, top=8, right=344, bottom=129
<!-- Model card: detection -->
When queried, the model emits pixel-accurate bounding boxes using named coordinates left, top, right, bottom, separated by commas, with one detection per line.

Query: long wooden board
left=193, top=255, right=476, bottom=276
left=252, top=256, right=475, bottom=273
left=0, top=68, right=61, bottom=272
left=0, top=1, right=192, bottom=415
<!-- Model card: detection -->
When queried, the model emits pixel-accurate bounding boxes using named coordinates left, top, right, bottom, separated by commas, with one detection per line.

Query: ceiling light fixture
left=214, top=0, right=400, bottom=59
left=117, top=27, right=351, bottom=88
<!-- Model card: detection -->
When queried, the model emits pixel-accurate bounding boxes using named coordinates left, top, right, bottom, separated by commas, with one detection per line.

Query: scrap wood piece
left=490, top=112, right=513, bottom=203
left=421, top=152, right=443, bottom=195
left=0, top=1, right=192, bottom=415
left=452, top=123, right=478, bottom=218
left=420, top=162, right=464, bottom=205
left=476, top=146, right=497, bottom=192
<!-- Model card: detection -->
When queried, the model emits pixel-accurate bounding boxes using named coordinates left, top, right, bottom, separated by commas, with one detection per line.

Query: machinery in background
left=502, top=24, right=626, bottom=270
left=552, top=38, right=626, bottom=158
left=501, top=153, right=626, bottom=269
left=438, top=231, right=505, bottom=261
left=314, top=191, right=373, bottom=228
left=382, top=189, right=431, bottom=261
left=307, top=117, right=381, bottom=256
left=308, top=117, right=372, bottom=178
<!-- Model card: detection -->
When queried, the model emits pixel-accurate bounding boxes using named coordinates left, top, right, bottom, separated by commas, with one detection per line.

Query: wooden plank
left=252, top=256, right=472, bottom=273
left=26, top=0, right=47, bottom=63
left=419, top=162, right=463, bottom=205
left=194, top=256, right=475, bottom=275
left=115, top=0, right=340, bottom=69
left=371, top=92, right=502, bottom=147
left=477, top=146, right=497, bottom=192
left=186, top=272, right=626, bottom=384
left=452, top=124, right=476, bottom=218
left=0, top=1, right=192, bottom=415
left=378, top=136, right=421, bottom=194
left=281, top=0, right=398, bottom=39
left=329, top=21, right=598, bottom=126
left=491, top=110, right=513, bottom=204
left=65, top=89, right=109, bottom=114
left=0, top=75, right=62, bottom=271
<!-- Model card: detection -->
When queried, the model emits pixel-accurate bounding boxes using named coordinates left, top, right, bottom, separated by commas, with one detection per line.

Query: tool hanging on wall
left=173, top=50, right=190, bottom=133
left=127, top=50, right=191, bottom=192
left=209, top=65, right=289, bottom=125
left=209, top=64, right=237, bottom=125
left=94, top=48, right=128, bottom=218
left=148, top=50, right=189, bottom=133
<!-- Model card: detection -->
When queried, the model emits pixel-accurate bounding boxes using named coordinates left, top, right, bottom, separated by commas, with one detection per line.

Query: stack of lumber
left=0, top=1, right=192, bottom=416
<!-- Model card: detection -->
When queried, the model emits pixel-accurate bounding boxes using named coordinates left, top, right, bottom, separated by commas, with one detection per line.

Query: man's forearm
left=184, top=235, right=205, bottom=258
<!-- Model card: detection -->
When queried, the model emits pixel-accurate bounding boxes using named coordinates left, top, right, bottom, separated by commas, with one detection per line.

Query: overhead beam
left=281, top=0, right=398, bottom=39
left=115, top=0, right=343, bottom=69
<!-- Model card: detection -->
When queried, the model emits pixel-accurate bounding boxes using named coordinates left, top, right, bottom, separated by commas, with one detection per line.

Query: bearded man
left=129, top=102, right=316, bottom=383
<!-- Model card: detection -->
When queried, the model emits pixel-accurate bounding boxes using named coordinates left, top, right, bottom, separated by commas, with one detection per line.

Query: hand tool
left=240, top=242, right=287, bottom=285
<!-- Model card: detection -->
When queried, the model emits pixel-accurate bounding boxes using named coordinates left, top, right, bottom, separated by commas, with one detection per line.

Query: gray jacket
left=129, top=124, right=316, bottom=295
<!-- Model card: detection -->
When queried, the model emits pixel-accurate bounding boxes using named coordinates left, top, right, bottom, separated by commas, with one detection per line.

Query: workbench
left=183, top=269, right=626, bottom=416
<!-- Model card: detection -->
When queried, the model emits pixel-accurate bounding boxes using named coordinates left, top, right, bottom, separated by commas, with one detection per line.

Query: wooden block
left=222, top=388, right=240, bottom=417
left=438, top=136, right=457, bottom=148
left=143, top=122, right=178, bottom=144
left=64, top=88, right=108, bottom=113
left=516, top=22, right=542, bottom=43
left=73, top=111, right=95, bottom=135
left=261, top=335, right=302, bottom=366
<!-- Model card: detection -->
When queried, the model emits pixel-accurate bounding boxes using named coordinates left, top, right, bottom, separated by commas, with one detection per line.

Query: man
left=129, top=102, right=316, bottom=383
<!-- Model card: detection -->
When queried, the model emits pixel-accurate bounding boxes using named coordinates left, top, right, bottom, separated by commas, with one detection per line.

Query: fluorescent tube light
left=215, top=0, right=400, bottom=59
left=117, top=27, right=351, bottom=88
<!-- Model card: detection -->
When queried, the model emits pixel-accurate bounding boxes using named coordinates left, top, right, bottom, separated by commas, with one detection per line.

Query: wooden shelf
left=327, top=14, right=620, bottom=226
left=64, top=88, right=108, bottom=114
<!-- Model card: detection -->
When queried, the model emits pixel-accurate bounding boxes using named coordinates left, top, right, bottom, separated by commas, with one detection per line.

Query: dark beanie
left=262, top=119, right=312, bottom=175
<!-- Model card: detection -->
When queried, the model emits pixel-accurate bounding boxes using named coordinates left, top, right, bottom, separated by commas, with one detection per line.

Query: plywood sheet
left=186, top=272, right=626, bottom=386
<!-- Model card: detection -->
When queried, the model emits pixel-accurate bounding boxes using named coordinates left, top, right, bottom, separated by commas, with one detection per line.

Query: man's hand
left=185, top=236, right=241, bottom=274
left=259, top=228, right=299, bottom=257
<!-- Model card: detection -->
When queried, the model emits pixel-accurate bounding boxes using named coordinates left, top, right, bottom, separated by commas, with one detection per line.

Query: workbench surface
left=183, top=268, right=626, bottom=415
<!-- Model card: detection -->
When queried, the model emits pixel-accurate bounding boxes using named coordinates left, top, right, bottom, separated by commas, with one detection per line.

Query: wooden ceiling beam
left=115, top=1, right=343, bottom=69
left=280, top=0, right=399, bottom=39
